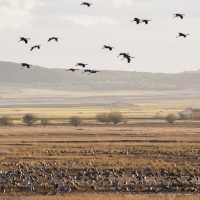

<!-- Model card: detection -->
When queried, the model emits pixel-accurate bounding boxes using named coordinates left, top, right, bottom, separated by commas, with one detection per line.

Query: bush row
left=0, top=112, right=177, bottom=126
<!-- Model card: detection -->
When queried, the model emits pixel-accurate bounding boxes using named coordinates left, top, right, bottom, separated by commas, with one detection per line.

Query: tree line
left=0, top=112, right=177, bottom=126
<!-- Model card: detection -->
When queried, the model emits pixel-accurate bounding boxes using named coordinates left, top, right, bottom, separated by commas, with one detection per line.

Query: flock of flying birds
left=19, top=2, right=188, bottom=75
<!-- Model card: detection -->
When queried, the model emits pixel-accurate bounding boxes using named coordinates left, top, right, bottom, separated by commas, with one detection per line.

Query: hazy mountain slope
left=0, top=61, right=200, bottom=91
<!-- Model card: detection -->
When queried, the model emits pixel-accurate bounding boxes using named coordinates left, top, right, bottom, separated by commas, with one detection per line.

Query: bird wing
left=126, top=56, right=131, bottom=63
left=30, top=47, right=34, bottom=51
left=180, top=15, right=183, bottom=19
left=38, top=46, right=40, bottom=49
left=24, top=39, right=28, bottom=44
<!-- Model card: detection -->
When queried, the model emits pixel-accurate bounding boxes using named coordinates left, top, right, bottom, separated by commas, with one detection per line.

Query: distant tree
left=0, top=116, right=13, bottom=126
left=41, top=117, right=50, bottom=127
left=165, top=114, right=176, bottom=124
left=155, top=112, right=160, bottom=118
left=23, top=113, right=38, bottom=126
left=69, top=116, right=82, bottom=127
left=108, top=111, right=123, bottom=124
left=122, top=117, right=129, bottom=124
left=95, top=113, right=110, bottom=123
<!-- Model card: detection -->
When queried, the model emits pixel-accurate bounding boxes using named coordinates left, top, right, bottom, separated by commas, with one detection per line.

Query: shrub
left=41, top=118, right=50, bottom=126
left=23, top=113, right=38, bottom=126
left=108, top=111, right=123, bottom=124
left=122, top=117, right=129, bottom=124
left=0, top=116, right=13, bottom=125
left=165, top=114, right=176, bottom=124
left=96, top=113, right=110, bottom=123
left=69, top=116, right=82, bottom=127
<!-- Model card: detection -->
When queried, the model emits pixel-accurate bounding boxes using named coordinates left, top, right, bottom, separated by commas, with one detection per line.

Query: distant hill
left=0, top=61, right=200, bottom=91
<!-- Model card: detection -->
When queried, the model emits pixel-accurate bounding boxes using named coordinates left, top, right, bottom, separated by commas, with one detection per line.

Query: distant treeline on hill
left=1, top=61, right=200, bottom=91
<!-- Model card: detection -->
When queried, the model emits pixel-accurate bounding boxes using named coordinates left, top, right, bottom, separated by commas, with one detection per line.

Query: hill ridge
left=0, top=61, right=200, bottom=91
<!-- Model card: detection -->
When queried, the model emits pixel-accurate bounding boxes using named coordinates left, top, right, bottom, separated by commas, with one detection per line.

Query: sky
left=0, top=0, right=200, bottom=73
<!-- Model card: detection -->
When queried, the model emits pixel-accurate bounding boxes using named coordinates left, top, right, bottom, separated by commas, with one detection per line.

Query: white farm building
left=180, top=107, right=200, bottom=119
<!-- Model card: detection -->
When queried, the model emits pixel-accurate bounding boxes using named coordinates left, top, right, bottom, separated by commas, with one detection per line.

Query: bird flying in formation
left=17, top=6, right=189, bottom=75
left=80, top=2, right=92, bottom=7
left=30, top=45, right=41, bottom=51
left=89, top=70, right=100, bottom=75
left=123, top=54, right=134, bottom=63
left=48, top=37, right=59, bottom=42
left=131, top=18, right=141, bottom=24
left=21, top=63, right=31, bottom=70
left=75, top=63, right=88, bottom=68
left=140, top=19, right=151, bottom=24
left=176, top=33, right=189, bottom=38
left=118, top=53, right=134, bottom=63
left=102, top=45, right=114, bottom=51
left=18, top=37, right=30, bottom=44
left=117, top=53, right=129, bottom=57
left=173, top=14, right=185, bottom=19
left=66, top=68, right=79, bottom=72
left=82, top=69, right=91, bottom=74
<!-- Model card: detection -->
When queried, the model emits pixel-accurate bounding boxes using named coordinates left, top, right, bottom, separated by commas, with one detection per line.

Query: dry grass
left=0, top=125, right=199, bottom=174
left=0, top=124, right=200, bottom=197
left=0, top=124, right=200, bottom=142
left=1, top=194, right=200, bottom=200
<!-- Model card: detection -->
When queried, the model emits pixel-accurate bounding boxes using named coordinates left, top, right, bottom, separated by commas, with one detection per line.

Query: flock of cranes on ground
left=19, top=2, right=188, bottom=73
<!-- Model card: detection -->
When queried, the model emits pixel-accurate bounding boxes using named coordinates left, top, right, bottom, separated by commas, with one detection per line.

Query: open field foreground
left=0, top=194, right=200, bottom=200
left=0, top=124, right=200, bottom=198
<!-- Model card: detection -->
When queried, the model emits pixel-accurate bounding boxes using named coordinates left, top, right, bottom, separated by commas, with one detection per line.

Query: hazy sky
left=1, top=0, right=200, bottom=73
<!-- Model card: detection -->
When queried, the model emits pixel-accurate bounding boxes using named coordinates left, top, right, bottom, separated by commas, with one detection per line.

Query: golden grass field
left=0, top=107, right=200, bottom=126
left=0, top=124, right=200, bottom=199
left=1, top=88, right=200, bottom=199
left=1, top=194, right=200, bottom=200
left=1, top=88, right=200, bottom=121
